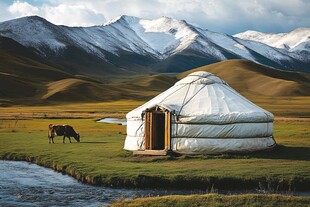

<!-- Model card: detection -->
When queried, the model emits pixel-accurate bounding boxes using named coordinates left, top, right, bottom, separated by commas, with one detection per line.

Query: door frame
left=144, top=108, right=171, bottom=151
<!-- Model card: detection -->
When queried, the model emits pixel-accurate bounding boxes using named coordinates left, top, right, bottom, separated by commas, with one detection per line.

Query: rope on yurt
left=158, top=75, right=212, bottom=113
left=158, top=84, right=188, bottom=105
left=263, top=111, right=272, bottom=135
left=174, top=83, right=192, bottom=137
left=177, top=84, right=191, bottom=121
left=177, top=84, right=208, bottom=118
left=138, top=136, right=144, bottom=149
left=157, top=74, right=206, bottom=107
left=135, top=122, right=144, bottom=136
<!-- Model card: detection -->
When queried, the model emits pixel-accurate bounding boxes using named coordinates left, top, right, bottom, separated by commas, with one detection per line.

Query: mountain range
left=0, top=15, right=309, bottom=79
left=0, top=15, right=309, bottom=105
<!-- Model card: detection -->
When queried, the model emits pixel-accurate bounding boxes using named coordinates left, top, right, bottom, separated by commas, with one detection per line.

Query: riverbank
left=1, top=114, right=309, bottom=191
left=2, top=160, right=212, bottom=207
left=109, top=194, right=310, bottom=207
left=2, top=151, right=309, bottom=192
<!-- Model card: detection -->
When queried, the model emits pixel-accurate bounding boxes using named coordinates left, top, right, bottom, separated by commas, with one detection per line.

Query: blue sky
left=0, top=0, right=309, bottom=34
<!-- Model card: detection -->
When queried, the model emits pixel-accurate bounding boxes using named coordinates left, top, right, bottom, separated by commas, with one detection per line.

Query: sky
left=0, top=0, right=309, bottom=34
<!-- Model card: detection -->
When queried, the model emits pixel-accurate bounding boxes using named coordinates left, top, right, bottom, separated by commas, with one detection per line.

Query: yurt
left=124, top=71, right=276, bottom=155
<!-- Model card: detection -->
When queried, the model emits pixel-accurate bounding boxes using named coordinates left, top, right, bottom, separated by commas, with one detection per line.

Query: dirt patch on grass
left=275, top=117, right=310, bottom=121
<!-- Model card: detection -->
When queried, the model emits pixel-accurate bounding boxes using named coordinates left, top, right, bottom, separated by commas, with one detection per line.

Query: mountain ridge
left=234, top=28, right=310, bottom=63
left=0, top=15, right=309, bottom=74
left=234, top=28, right=310, bottom=50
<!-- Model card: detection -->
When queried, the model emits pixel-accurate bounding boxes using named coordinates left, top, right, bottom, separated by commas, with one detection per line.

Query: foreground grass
left=0, top=113, right=309, bottom=191
left=110, top=194, right=310, bottom=207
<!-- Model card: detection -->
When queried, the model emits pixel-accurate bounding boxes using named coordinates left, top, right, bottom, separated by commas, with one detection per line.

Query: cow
left=48, top=124, right=80, bottom=144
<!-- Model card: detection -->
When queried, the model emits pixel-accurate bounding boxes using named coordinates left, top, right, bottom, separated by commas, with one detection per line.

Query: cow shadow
left=250, top=145, right=310, bottom=161
left=49, top=141, right=107, bottom=144
left=79, top=141, right=107, bottom=144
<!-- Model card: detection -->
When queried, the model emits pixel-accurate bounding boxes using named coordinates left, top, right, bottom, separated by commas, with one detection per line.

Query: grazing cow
left=48, top=124, right=80, bottom=144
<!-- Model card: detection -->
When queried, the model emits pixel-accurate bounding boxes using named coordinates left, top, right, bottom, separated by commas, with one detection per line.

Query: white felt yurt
left=124, top=71, right=275, bottom=155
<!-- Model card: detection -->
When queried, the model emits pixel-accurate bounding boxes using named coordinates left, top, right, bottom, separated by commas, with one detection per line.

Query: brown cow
left=48, top=124, right=80, bottom=144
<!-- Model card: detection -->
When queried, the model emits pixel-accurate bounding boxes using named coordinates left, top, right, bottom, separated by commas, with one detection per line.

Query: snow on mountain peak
left=102, top=15, right=198, bottom=58
left=0, top=15, right=66, bottom=53
left=103, top=15, right=139, bottom=26
left=137, top=16, right=198, bottom=56
left=234, top=28, right=310, bottom=51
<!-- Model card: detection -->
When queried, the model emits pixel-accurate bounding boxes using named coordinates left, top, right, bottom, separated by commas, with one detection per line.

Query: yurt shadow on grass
left=250, top=145, right=310, bottom=161
left=124, top=71, right=276, bottom=155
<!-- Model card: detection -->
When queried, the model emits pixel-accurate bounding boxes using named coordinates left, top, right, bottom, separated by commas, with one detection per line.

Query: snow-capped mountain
left=234, top=28, right=310, bottom=62
left=0, top=15, right=309, bottom=74
left=234, top=28, right=310, bottom=50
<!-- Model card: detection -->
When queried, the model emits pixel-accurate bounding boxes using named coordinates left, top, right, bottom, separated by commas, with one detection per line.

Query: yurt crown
left=175, top=71, right=227, bottom=86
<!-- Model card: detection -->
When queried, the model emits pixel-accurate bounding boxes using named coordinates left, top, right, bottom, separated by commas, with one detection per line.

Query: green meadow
left=0, top=101, right=309, bottom=192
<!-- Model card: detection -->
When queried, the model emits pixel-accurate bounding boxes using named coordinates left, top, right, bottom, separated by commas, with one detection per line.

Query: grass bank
left=109, top=194, right=310, bottom=207
left=0, top=103, right=309, bottom=191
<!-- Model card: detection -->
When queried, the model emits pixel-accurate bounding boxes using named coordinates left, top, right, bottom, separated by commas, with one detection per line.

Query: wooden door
left=144, top=111, right=171, bottom=151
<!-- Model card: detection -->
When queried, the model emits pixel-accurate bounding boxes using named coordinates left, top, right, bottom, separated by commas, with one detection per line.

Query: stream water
left=0, top=160, right=195, bottom=207
left=97, top=118, right=127, bottom=126
left=1, top=160, right=309, bottom=207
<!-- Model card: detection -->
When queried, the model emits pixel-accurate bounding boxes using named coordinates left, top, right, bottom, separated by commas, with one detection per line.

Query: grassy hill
left=178, top=59, right=310, bottom=97
left=1, top=51, right=309, bottom=107
left=0, top=37, right=71, bottom=105
left=0, top=36, right=176, bottom=105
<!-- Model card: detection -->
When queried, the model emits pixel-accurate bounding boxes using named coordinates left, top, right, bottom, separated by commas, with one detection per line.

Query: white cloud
left=5, top=0, right=105, bottom=26
left=8, top=0, right=39, bottom=16
left=1, top=0, right=309, bottom=34
left=42, top=4, right=105, bottom=26
left=81, top=0, right=310, bottom=34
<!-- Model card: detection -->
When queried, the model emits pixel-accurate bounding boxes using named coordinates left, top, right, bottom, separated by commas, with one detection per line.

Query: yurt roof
left=127, top=71, right=273, bottom=123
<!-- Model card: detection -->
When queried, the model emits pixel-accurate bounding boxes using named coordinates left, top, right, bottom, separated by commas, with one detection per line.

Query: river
left=0, top=160, right=196, bottom=207
left=1, top=160, right=309, bottom=207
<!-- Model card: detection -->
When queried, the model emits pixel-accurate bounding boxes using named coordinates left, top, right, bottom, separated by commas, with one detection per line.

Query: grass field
left=0, top=101, right=309, bottom=192
left=110, top=194, right=310, bottom=207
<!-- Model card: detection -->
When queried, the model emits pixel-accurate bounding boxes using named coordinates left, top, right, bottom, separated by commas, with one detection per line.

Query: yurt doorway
left=143, top=109, right=171, bottom=154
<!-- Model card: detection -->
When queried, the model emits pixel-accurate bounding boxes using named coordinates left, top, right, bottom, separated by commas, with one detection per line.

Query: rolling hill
left=178, top=59, right=310, bottom=97
left=0, top=58, right=309, bottom=106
